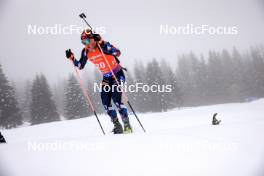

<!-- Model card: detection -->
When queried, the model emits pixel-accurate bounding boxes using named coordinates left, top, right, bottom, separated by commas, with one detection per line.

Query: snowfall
left=1, top=99, right=264, bottom=176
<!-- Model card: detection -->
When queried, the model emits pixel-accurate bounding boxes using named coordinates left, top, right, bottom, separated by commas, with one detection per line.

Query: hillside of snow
left=1, top=100, right=264, bottom=176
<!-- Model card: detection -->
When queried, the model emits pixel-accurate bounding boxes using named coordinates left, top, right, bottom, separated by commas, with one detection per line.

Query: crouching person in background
left=0, top=132, right=6, bottom=143
left=212, top=113, right=221, bottom=125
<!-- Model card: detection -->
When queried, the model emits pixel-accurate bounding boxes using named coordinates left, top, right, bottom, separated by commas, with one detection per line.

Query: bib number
left=96, top=62, right=106, bottom=69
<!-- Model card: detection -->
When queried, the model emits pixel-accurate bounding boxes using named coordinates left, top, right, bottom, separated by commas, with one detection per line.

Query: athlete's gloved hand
left=65, top=49, right=74, bottom=60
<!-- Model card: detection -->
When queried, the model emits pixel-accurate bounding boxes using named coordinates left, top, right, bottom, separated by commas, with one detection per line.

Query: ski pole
left=96, top=44, right=146, bottom=132
left=79, top=13, right=146, bottom=132
left=71, top=60, right=105, bottom=135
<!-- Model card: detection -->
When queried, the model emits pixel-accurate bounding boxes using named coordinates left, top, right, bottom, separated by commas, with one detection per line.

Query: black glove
left=121, top=67, right=127, bottom=72
left=65, top=49, right=74, bottom=59
left=92, top=33, right=101, bottom=42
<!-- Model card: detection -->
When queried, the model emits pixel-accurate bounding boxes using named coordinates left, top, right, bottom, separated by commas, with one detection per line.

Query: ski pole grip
left=79, top=13, right=86, bottom=18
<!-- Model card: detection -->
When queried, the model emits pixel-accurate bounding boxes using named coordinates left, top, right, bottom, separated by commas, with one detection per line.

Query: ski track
left=1, top=100, right=264, bottom=176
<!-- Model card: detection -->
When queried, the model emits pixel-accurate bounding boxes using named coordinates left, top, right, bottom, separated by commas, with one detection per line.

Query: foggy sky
left=0, top=0, right=264, bottom=84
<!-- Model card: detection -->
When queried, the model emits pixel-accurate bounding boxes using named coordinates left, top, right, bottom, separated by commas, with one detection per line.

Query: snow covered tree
left=53, top=78, right=67, bottom=115
left=206, top=51, right=226, bottom=104
left=176, top=54, right=196, bottom=106
left=250, top=46, right=264, bottom=98
left=19, top=80, right=32, bottom=123
left=64, top=73, right=90, bottom=120
left=160, top=60, right=182, bottom=109
left=192, top=55, right=209, bottom=105
left=133, top=61, right=149, bottom=112
left=0, top=64, right=23, bottom=129
left=231, top=47, right=247, bottom=101
left=30, top=74, right=60, bottom=125
left=145, top=59, right=166, bottom=112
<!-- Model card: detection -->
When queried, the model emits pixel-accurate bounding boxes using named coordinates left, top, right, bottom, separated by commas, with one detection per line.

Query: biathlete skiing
left=65, top=29, right=132, bottom=134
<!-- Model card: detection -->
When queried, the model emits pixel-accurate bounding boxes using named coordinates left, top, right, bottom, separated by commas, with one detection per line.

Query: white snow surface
left=1, top=100, right=264, bottom=176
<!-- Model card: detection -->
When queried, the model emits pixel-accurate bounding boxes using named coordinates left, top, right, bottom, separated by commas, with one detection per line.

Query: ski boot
left=112, top=118, right=123, bottom=134
left=123, top=120, right=133, bottom=134
left=116, top=104, right=132, bottom=134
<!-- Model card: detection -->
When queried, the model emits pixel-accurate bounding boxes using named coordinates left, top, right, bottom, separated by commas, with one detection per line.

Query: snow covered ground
left=1, top=100, right=264, bottom=176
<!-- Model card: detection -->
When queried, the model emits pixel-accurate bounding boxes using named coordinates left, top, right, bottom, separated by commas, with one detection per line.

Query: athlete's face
left=86, top=38, right=97, bottom=50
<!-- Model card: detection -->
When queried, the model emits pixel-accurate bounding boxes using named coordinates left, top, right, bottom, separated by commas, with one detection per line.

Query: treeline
left=128, top=46, right=264, bottom=111
left=0, top=46, right=264, bottom=129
